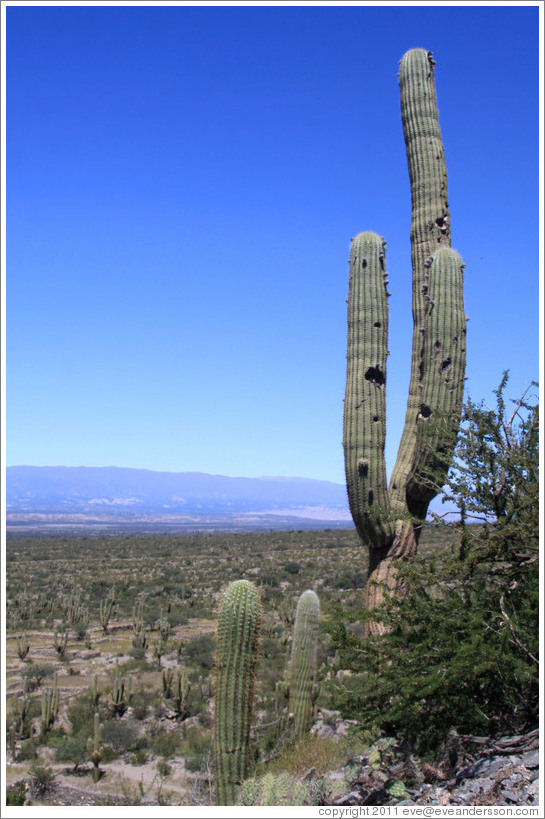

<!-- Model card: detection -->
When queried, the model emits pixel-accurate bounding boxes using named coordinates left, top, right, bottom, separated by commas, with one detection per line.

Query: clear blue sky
left=4, top=2, right=541, bottom=485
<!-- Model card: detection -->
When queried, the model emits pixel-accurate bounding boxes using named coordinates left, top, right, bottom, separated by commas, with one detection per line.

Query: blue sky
left=4, top=2, right=542, bottom=485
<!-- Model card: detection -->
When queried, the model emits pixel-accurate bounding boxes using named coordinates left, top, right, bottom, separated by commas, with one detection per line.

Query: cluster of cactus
left=16, top=633, right=30, bottom=661
left=213, top=583, right=322, bottom=805
left=53, top=627, right=69, bottom=658
left=287, top=590, right=321, bottom=739
left=60, top=587, right=89, bottom=628
left=238, top=772, right=317, bottom=806
left=99, top=586, right=116, bottom=633
left=132, top=598, right=148, bottom=651
left=41, top=674, right=59, bottom=735
left=110, top=662, right=132, bottom=717
left=91, top=673, right=101, bottom=707
left=343, top=48, right=466, bottom=628
left=162, top=667, right=191, bottom=718
left=16, top=679, right=31, bottom=738
left=213, top=579, right=262, bottom=806
left=86, top=712, right=104, bottom=783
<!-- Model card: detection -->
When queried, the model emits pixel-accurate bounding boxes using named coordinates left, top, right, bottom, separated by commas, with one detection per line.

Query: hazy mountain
left=6, top=466, right=351, bottom=523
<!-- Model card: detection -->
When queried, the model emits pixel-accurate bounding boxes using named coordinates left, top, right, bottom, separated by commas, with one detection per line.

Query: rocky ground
left=7, top=719, right=538, bottom=808
left=321, top=724, right=540, bottom=808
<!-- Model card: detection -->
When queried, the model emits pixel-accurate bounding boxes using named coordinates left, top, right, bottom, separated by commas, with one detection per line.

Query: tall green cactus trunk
left=343, top=49, right=467, bottom=634
left=288, top=590, right=320, bottom=739
left=213, top=579, right=262, bottom=806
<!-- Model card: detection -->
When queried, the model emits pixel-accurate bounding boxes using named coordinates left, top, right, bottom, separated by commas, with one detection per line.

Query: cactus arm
left=406, top=247, right=467, bottom=509
left=389, top=47, right=455, bottom=518
left=214, top=579, right=262, bottom=806
left=344, top=231, right=394, bottom=548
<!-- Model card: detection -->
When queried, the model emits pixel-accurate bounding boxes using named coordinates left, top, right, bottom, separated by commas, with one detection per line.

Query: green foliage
left=55, top=735, right=88, bottom=771
left=327, top=376, right=539, bottom=755
left=67, top=691, right=96, bottom=738
left=101, top=719, right=138, bottom=755
left=6, top=781, right=27, bottom=806
left=180, top=725, right=211, bottom=773
left=150, top=728, right=182, bottom=759
left=29, top=763, right=55, bottom=794
left=22, top=663, right=55, bottom=690
left=184, top=634, right=215, bottom=670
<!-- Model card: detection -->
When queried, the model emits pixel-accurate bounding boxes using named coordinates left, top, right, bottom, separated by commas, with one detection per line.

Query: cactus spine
left=213, top=579, right=262, bottom=806
left=87, top=711, right=104, bottom=783
left=343, top=49, right=466, bottom=631
left=288, top=590, right=320, bottom=738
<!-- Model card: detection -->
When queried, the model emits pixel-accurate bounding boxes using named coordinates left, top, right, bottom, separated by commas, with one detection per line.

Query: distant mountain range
left=6, top=466, right=353, bottom=530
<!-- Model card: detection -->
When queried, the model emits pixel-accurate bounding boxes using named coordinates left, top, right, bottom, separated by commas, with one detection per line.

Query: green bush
left=55, top=735, right=88, bottom=771
left=29, top=763, right=55, bottom=794
left=16, top=738, right=38, bottom=761
left=150, top=728, right=182, bottom=759
left=184, top=634, right=215, bottom=670
left=67, top=692, right=96, bottom=738
left=101, top=719, right=138, bottom=755
left=180, top=726, right=211, bottom=772
left=22, top=664, right=55, bottom=690
left=6, top=781, right=27, bottom=806
left=327, top=375, right=539, bottom=756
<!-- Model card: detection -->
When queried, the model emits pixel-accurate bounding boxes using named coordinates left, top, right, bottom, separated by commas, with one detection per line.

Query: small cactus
left=238, top=772, right=316, bottom=806
left=87, top=711, right=104, bottom=783
left=91, top=673, right=100, bottom=706
left=7, top=723, right=17, bottom=761
left=52, top=628, right=68, bottom=658
left=17, top=678, right=31, bottom=738
left=16, top=633, right=30, bottom=661
left=213, top=579, right=262, bottom=806
left=288, top=590, right=320, bottom=738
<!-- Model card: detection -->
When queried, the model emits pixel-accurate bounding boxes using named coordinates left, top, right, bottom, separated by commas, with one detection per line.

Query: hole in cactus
left=373, top=415, right=379, bottom=423
left=435, top=216, right=448, bottom=231
left=441, top=357, right=452, bottom=373
left=374, top=322, right=382, bottom=328
left=364, top=366, right=385, bottom=388
left=368, top=489, right=374, bottom=505
left=358, top=458, right=369, bottom=477
left=419, top=404, right=432, bottom=420
left=434, top=340, right=441, bottom=353
left=362, top=258, right=367, bottom=269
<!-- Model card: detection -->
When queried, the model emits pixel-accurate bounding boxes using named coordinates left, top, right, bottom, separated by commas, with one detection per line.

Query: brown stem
left=363, top=519, right=419, bottom=636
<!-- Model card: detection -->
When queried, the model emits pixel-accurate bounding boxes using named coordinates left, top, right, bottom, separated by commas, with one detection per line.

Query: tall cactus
left=87, top=711, right=104, bottom=783
left=41, top=673, right=59, bottom=735
left=288, top=590, right=320, bottom=738
left=213, top=579, right=262, bottom=806
left=343, top=48, right=466, bottom=632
